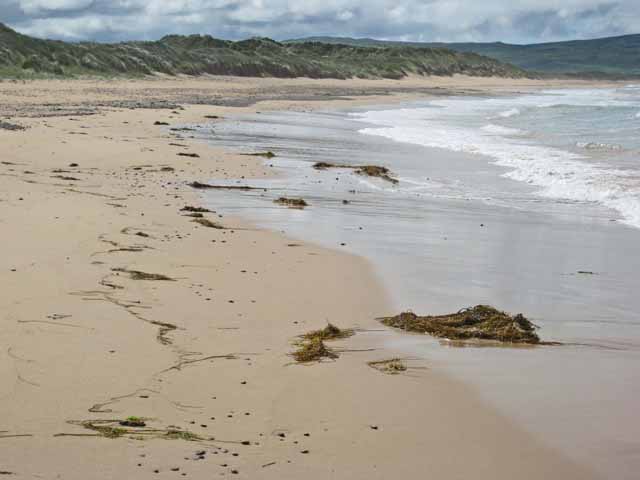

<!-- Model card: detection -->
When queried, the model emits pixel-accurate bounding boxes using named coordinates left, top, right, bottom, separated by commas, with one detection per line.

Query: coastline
left=0, top=76, right=603, bottom=479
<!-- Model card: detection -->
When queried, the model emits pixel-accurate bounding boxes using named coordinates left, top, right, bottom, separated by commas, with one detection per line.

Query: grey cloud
left=1, top=0, right=638, bottom=43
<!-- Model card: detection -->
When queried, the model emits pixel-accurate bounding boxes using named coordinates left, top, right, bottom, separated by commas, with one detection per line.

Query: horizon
left=1, top=0, right=639, bottom=45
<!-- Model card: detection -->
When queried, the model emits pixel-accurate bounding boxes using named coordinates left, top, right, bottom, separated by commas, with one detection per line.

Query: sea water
left=354, top=86, right=640, bottom=229
left=195, top=86, right=640, bottom=478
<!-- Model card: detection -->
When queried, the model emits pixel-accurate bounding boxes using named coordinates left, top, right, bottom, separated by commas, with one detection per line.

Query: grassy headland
left=288, top=34, right=640, bottom=78
left=0, top=23, right=527, bottom=79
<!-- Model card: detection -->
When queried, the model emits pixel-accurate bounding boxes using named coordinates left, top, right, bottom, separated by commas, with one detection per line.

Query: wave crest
left=481, top=124, right=523, bottom=136
left=576, top=142, right=623, bottom=151
left=498, top=108, right=520, bottom=118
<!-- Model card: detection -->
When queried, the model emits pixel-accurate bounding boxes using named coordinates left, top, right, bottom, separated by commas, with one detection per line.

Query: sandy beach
left=0, top=76, right=605, bottom=479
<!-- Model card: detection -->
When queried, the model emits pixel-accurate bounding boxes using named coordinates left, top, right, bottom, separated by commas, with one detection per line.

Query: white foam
left=576, top=142, right=622, bottom=151
left=354, top=101, right=640, bottom=229
left=635, top=112, right=640, bottom=118
left=499, top=108, right=520, bottom=118
left=481, top=124, right=523, bottom=136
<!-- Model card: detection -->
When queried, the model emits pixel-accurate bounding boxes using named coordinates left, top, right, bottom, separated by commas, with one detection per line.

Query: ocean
left=194, top=86, right=640, bottom=478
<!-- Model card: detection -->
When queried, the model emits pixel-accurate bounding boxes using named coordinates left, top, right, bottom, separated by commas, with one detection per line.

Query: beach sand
left=0, top=76, right=603, bottom=478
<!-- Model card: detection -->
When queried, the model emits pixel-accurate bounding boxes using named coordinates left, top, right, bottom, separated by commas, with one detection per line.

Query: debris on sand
left=312, top=161, right=347, bottom=170
left=368, top=358, right=407, bottom=375
left=380, top=305, right=539, bottom=344
left=180, top=205, right=212, bottom=213
left=354, top=165, right=398, bottom=184
left=188, top=181, right=264, bottom=191
left=242, top=151, right=276, bottom=159
left=292, top=337, right=338, bottom=363
left=301, top=323, right=354, bottom=341
left=161, top=166, right=175, bottom=172
left=154, top=121, right=170, bottom=126
left=57, top=419, right=204, bottom=441
left=312, top=162, right=398, bottom=184
left=274, top=197, right=308, bottom=208
left=178, top=152, right=200, bottom=158
left=0, top=121, right=26, bottom=131
left=51, top=175, right=80, bottom=181
left=292, top=324, right=354, bottom=363
left=111, top=267, right=175, bottom=281
left=119, top=416, right=146, bottom=427
left=192, top=217, right=225, bottom=229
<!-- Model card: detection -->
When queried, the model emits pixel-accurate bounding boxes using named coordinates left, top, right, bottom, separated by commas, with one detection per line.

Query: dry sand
left=0, top=76, right=604, bottom=478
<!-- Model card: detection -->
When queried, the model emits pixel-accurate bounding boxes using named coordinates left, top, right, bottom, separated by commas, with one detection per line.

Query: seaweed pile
left=274, top=197, right=308, bottom=208
left=368, top=358, right=407, bottom=375
left=292, top=323, right=354, bottom=363
left=301, top=323, right=354, bottom=341
left=312, top=162, right=398, bottom=184
left=353, top=165, right=398, bottom=184
left=380, top=305, right=539, bottom=344
left=292, top=337, right=338, bottom=363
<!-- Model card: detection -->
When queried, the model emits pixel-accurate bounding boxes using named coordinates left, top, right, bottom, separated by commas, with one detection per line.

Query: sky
left=1, top=0, right=638, bottom=44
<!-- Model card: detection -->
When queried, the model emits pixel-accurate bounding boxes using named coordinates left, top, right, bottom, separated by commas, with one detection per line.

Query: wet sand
left=0, top=76, right=604, bottom=478
left=197, top=103, right=640, bottom=479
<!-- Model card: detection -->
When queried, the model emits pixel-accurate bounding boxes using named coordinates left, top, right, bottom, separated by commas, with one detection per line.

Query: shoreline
left=0, top=76, right=603, bottom=479
left=199, top=87, right=640, bottom=480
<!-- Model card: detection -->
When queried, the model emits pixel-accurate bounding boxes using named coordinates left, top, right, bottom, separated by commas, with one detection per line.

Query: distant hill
left=0, top=24, right=527, bottom=79
left=288, top=35, right=640, bottom=78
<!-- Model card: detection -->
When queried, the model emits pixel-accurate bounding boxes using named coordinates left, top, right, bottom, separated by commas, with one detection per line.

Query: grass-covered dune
left=0, top=23, right=528, bottom=79
left=289, top=34, right=640, bottom=78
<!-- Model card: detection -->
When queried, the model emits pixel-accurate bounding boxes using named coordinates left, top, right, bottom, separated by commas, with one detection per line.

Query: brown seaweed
left=301, top=323, right=354, bottom=341
left=274, top=197, right=308, bottom=208
left=111, top=267, right=175, bottom=281
left=312, top=162, right=398, bottom=184
left=188, top=181, right=264, bottom=191
left=192, top=217, right=225, bottom=229
left=380, top=305, right=539, bottom=344
left=292, top=337, right=338, bottom=363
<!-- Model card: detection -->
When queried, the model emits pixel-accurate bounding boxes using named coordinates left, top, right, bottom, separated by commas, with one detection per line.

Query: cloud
left=2, top=0, right=638, bottom=43
left=19, top=0, right=95, bottom=15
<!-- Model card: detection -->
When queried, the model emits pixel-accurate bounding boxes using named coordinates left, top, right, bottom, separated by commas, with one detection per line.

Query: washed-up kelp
left=292, top=337, right=338, bottom=363
left=242, top=151, right=276, bottom=159
left=274, top=197, right=308, bottom=208
left=312, top=162, right=398, bottom=184
left=192, top=217, right=225, bottom=229
left=380, top=305, right=539, bottom=344
left=301, top=323, right=354, bottom=341
left=292, top=324, right=353, bottom=363
left=353, top=165, right=398, bottom=184
left=56, top=419, right=204, bottom=441
left=368, top=358, right=408, bottom=375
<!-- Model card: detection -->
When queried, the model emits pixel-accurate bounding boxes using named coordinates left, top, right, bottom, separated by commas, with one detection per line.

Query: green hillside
left=289, top=35, right=640, bottom=77
left=0, top=23, right=527, bottom=79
